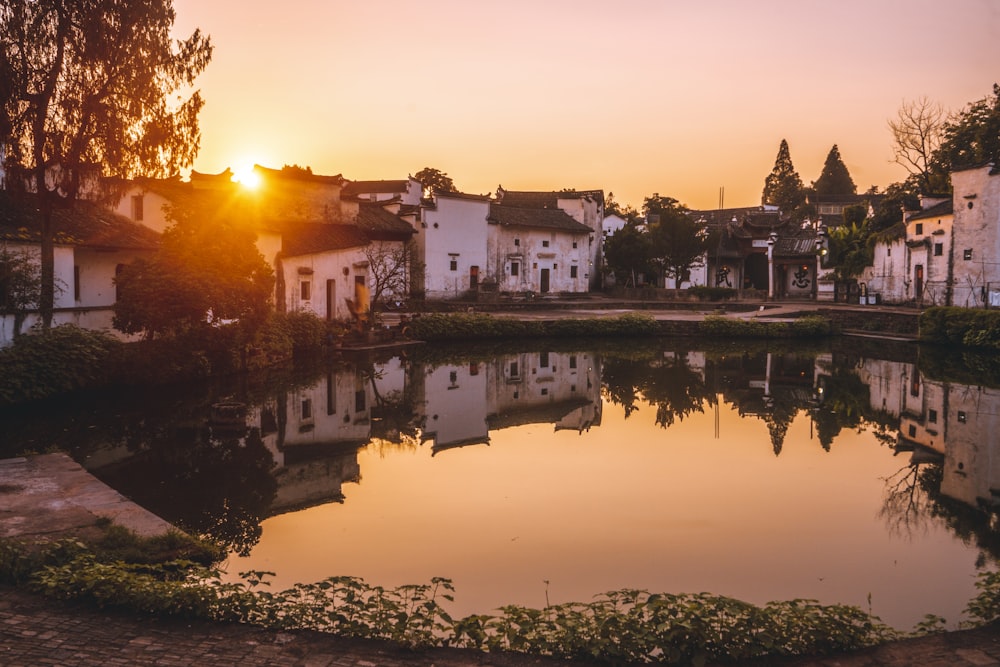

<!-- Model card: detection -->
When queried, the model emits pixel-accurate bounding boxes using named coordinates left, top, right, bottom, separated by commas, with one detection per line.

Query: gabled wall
left=416, top=194, right=489, bottom=299
left=951, top=165, right=1000, bottom=308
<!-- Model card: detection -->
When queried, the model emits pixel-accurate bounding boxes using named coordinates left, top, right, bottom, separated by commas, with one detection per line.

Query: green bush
left=406, top=312, right=659, bottom=341
left=688, top=286, right=737, bottom=301
left=700, top=315, right=831, bottom=338
left=920, top=307, right=1000, bottom=349
left=0, top=325, right=120, bottom=405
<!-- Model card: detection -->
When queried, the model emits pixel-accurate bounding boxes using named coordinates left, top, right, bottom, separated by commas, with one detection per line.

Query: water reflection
left=2, top=341, right=998, bottom=626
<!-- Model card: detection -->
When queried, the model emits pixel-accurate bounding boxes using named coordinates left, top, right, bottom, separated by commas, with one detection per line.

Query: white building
left=950, top=164, right=1000, bottom=308
left=413, top=191, right=491, bottom=299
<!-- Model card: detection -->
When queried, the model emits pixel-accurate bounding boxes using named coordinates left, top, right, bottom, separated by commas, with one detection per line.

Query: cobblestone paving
left=2, top=587, right=999, bottom=667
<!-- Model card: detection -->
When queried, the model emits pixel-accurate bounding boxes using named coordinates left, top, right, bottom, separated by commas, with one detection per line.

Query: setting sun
left=231, top=163, right=262, bottom=189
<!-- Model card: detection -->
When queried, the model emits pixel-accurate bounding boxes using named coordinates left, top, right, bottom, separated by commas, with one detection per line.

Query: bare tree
left=363, top=240, right=422, bottom=326
left=888, top=97, right=945, bottom=192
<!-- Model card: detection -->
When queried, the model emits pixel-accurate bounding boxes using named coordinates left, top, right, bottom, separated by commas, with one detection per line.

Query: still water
left=4, top=338, right=997, bottom=631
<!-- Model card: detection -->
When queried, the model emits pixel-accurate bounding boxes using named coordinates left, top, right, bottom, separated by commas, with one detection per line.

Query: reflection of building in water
left=487, top=352, right=602, bottom=434
left=416, top=360, right=490, bottom=453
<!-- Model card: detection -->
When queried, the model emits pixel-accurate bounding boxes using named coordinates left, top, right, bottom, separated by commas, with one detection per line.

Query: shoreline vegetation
left=2, top=530, right=999, bottom=666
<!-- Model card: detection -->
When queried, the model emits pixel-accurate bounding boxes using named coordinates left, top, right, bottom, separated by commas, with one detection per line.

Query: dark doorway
left=915, top=265, right=924, bottom=301
left=470, top=265, right=479, bottom=291
left=326, top=279, right=336, bottom=320
left=745, top=253, right=768, bottom=290
left=540, top=268, right=550, bottom=293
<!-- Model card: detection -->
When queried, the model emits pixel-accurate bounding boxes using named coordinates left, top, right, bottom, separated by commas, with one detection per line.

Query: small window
left=570, top=265, right=578, bottom=279
left=470, top=362, right=479, bottom=376
left=569, top=355, right=577, bottom=369
left=355, top=390, right=366, bottom=412
left=514, top=238, right=520, bottom=246
left=301, top=398, right=312, bottom=420
left=540, top=388, right=548, bottom=396
left=572, top=241, right=578, bottom=249
left=131, top=194, right=144, bottom=222
left=450, top=259, right=457, bottom=271
left=509, top=361, right=519, bottom=376
left=914, top=222, right=923, bottom=235
left=449, top=370, right=457, bottom=384
left=964, top=249, right=973, bottom=260
left=958, top=411, right=967, bottom=423
left=908, top=424, right=916, bottom=437
left=540, top=352, right=549, bottom=368
left=928, top=409, right=937, bottom=423
left=934, top=243, right=943, bottom=256
left=73, top=265, right=80, bottom=301
left=542, top=240, right=550, bottom=248
left=300, top=280, right=311, bottom=300
left=510, top=262, right=520, bottom=276
left=887, top=247, right=891, bottom=256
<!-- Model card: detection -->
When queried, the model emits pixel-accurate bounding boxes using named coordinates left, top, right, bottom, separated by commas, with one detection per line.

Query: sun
left=231, top=162, right=262, bottom=189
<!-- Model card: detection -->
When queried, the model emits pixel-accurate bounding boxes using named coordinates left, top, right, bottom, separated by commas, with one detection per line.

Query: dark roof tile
left=488, top=204, right=592, bottom=233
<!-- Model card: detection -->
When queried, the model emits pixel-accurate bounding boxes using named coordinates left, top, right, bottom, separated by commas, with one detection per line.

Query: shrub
left=0, top=325, right=120, bottom=405
left=688, top=286, right=737, bottom=301
left=700, top=315, right=830, bottom=338
left=920, top=307, right=1000, bottom=349
left=406, top=312, right=659, bottom=341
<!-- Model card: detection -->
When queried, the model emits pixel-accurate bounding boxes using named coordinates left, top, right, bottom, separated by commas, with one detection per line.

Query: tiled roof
left=253, top=165, right=344, bottom=185
left=355, top=202, right=416, bottom=240
left=341, top=180, right=411, bottom=197
left=497, top=189, right=604, bottom=208
left=488, top=204, right=592, bottom=233
left=0, top=192, right=160, bottom=250
left=281, top=223, right=368, bottom=257
left=908, top=199, right=954, bottom=221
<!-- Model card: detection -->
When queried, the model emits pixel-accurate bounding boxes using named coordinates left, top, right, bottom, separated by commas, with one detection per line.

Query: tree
left=603, top=220, right=654, bottom=286
left=604, top=192, right=639, bottom=220
left=812, top=145, right=857, bottom=196
left=761, top=139, right=807, bottom=218
left=113, top=202, right=274, bottom=339
left=888, top=97, right=946, bottom=193
left=0, top=244, right=42, bottom=338
left=933, top=83, right=1000, bottom=174
left=414, top=167, right=456, bottom=195
left=643, top=194, right=710, bottom=292
left=364, top=239, right=422, bottom=325
left=0, top=0, right=212, bottom=328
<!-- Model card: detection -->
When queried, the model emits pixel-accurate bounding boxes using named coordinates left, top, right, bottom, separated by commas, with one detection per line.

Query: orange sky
left=171, top=0, right=999, bottom=211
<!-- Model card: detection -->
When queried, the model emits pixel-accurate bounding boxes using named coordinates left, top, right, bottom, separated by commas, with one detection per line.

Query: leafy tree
left=933, top=83, right=1000, bottom=174
left=826, top=221, right=872, bottom=281
left=0, top=244, right=42, bottom=338
left=888, top=97, right=947, bottom=193
left=643, top=194, right=710, bottom=292
left=868, top=181, right=920, bottom=233
left=603, top=220, right=654, bottom=286
left=113, top=202, right=274, bottom=339
left=0, top=0, right=212, bottom=327
left=812, top=145, right=857, bottom=196
left=761, top=139, right=807, bottom=219
left=414, top=167, right=457, bottom=195
left=604, top=192, right=639, bottom=220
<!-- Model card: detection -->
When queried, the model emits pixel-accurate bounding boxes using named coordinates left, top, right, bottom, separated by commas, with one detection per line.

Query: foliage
left=868, top=181, right=920, bottom=233
left=114, top=206, right=274, bottom=339
left=699, top=315, right=831, bottom=339
left=762, top=139, right=808, bottom=220
left=604, top=192, right=640, bottom=220
left=0, top=243, right=41, bottom=337
left=603, top=219, right=654, bottom=286
left=888, top=97, right=947, bottom=193
left=602, top=351, right=713, bottom=427
left=414, top=167, right=456, bottom=194
left=406, top=312, right=659, bottom=341
left=0, top=0, right=212, bottom=327
left=933, top=83, right=1000, bottom=174
left=812, top=145, right=857, bottom=196
left=0, top=325, right=120, bottom=405
left=919, top=306, right=1000, bottom=349
left=826, top=222, right=873, bottom=280
left=688, top=285, right=737, bottom=301
left=643, top=194, right=710, bottom=290
left=965, top=571, right=1000, bottom=626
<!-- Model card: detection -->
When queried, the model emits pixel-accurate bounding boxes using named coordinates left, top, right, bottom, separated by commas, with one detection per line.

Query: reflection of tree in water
left=881, top=463, right=1000, bottom=567
left=813, top=364, right=898, bottom=451
left=765, top=395, right=798, bottom=456
left=602, top=351, right=713, bottom=428
left=95, top=422, right=277, bottom=557
left=365, top=363, right=422, bottom=450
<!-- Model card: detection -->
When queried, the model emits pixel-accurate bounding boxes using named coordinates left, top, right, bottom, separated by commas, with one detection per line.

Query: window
left=542, top=240, right=550, bottom=248
left=569, top=355, right=577, bottom=369
left=301, top=399, right=312, bottom=420
left=131, top=195, right=144, bottom=222
left=908, top=424, right=916, bottom=437
left=539, top=352, right=549, bottom=368
left=887, top=247, right=891, bottom=256
left=958, top=411, right=967, bottom=423
left=327, top=373, right=336, bottom=415
left=514, top=238, right=520, bottom=246
left=510, top=262, right=520, bottom=276
left=450, top=259, right=457, bottom=271
left=540, top=388, right=548, bottom=396
left=934, top=243, right=943, bottom=256
left=928, top=409, right=937, bottom=423
left=470, top=362, right=479, bottom=376
left=914, top=223, right=923, bottom=235
left=572, top=241, right=578, bottom=249
left=964, top=249, right=973, bottom=260
left=509, top=361, right=519, bottom=377
left=300, top=280, right=311, bottom=300
left=73, top=265, right=80, bottom=301
left=355, top=390, right=366, bottom=412
left=570, top=265, right=578, bottom=279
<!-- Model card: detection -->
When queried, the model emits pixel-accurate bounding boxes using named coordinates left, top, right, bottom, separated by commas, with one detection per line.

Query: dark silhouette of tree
left=762, top=139, right=807, bottom=219
left=603, top=220, right=654, bottom=287
left=812, top=145, right=857, bottom=196
left=643, top=194, right=710, bottom=292
left=0, top=0, right=212, bottom=327
left=0, top=243, right=41, bottom=338
left=933, top=83, right=1000, bottom=174
left=414, top=167, right=457, bottom=194
left=888, top=97, right=947, bottom=193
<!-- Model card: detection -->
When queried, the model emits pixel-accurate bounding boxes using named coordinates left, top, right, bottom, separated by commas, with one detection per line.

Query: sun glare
left=231, top=163, right=262, bottom=189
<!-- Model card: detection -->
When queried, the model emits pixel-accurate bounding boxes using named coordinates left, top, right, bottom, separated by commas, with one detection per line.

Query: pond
left=3, top=337, right=997, bottom=631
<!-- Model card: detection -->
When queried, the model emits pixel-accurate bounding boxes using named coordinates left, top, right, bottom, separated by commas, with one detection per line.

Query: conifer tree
left=813, top=145, right=857, bottom=196
left=762, top=139, right=806, bottom=217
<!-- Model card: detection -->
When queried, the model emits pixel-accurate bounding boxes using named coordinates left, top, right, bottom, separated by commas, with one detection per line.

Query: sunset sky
left=170, top=0, right=999, bottom=211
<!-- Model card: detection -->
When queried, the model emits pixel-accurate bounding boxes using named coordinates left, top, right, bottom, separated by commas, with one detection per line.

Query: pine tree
left=813, top=145, right=857, bottom=196
left=762, top=139, right=806, bottom=216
